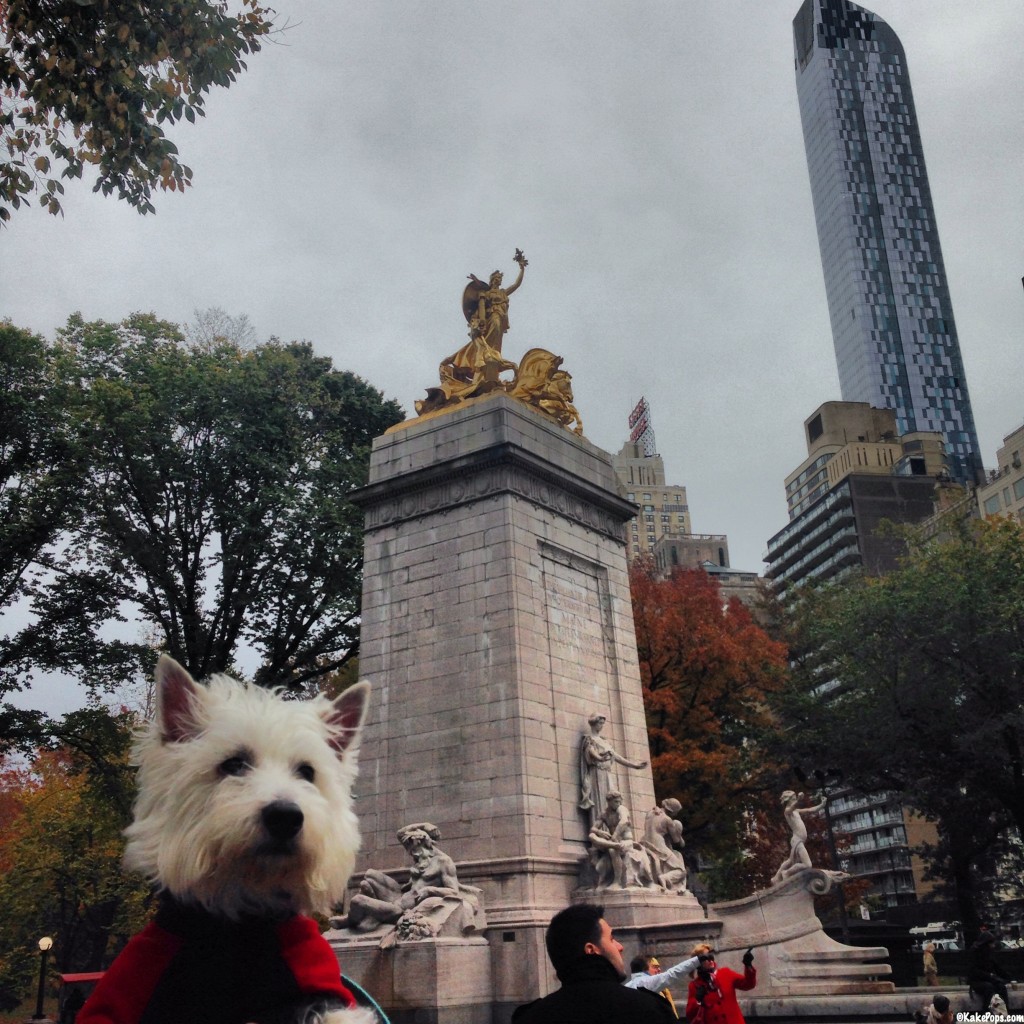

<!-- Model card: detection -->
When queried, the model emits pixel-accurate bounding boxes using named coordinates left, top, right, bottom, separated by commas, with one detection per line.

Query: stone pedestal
left=576, top=886, right=705, bottom=930
left=345, top=393, right=699, bottom=1019
left=329, top=932, right=492, bottom=1024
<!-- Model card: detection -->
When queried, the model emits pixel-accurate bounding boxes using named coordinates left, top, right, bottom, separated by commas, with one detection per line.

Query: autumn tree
left=773, top=517, right=1024, bottom=937
left=1, top=0, right=273, bottom=222
left=630, top=561, right=789, bottom=879
left=0, top=707, right=150, bottom=1008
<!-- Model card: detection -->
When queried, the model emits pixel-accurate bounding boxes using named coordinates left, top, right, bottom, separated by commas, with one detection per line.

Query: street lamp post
left=31, top=936, right=53, bottom=1022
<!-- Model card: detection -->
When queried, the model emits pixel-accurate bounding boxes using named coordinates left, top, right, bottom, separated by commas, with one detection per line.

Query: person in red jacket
left=685, top=943, right=756, bottom=1024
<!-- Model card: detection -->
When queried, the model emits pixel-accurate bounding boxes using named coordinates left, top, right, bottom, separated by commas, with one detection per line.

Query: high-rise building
left=976, top=422, right=1024, bottom=523
left=765, top=401, right=946, bottom=601
left=793, top=0, right=982, bottom=485
left=765, top=401, right=947, bottom=911
left=612, top=399, right=692, bottom=561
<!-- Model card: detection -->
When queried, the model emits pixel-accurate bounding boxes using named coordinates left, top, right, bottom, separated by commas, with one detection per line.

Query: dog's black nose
left=261, top=800, right=304, bottom=841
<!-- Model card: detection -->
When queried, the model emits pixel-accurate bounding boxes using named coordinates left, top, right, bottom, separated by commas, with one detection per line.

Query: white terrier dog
left=78, top=655, right=378, bottom=1024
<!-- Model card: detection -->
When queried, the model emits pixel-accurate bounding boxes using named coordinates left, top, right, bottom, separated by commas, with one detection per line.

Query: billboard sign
left=628, top=397, right=656, bottom=456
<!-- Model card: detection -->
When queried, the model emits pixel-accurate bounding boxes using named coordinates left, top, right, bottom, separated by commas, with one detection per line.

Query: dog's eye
left=219, top=755, right=252, bottom=777
left=296, top=763, right=315, bottom=783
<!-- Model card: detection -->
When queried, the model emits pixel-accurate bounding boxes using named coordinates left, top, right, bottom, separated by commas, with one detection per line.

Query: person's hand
left=742, top=948, right=755, bottom=967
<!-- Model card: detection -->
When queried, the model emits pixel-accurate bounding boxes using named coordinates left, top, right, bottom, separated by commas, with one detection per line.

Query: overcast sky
left=3, top=1, right=1021, bottom=581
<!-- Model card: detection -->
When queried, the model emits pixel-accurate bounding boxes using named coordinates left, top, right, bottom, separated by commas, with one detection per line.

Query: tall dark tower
left=793, top=0, right=982, bottom=484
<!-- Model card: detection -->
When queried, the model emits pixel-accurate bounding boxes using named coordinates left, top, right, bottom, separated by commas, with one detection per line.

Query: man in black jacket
left=512, top=903, right=677, bottom=1023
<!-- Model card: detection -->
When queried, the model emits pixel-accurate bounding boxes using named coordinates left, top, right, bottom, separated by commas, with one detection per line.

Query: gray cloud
left=2, top=0, right=1021, bottom=585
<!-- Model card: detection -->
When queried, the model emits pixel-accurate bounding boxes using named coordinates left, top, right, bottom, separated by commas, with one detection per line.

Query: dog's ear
left=325, top=681, right=370, bottom=756
left=155, top=655, right=203, bottom=743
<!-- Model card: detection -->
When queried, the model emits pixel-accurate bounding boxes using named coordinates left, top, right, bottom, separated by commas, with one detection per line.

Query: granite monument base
left=574, top=885, right=706, bottom=930
left=328, top=932, right=492, bottom=1024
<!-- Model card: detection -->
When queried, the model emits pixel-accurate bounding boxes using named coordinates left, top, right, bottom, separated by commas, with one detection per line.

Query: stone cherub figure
left=771, top=789, right=827, bottom=884
left=578, top=712, right=648, bottom=830
left=333, top=822, right=485, bottom=948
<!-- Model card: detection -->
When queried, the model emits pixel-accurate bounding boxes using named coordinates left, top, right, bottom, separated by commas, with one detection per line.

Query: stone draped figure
left=578, top=712, right=647, bottom=830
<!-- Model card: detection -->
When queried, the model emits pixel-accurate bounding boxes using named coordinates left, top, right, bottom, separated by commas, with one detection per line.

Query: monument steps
left=741, top=986, right=1015, bottom=1023
left=784, top=949, right=890, bottom=962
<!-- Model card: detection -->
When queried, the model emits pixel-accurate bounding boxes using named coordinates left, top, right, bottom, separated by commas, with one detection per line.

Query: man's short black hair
left=545, top=903, right=604, bottom=976
left=630, top=954, right=652, bottom=974
left=934, top=995, right=950, bottom=1013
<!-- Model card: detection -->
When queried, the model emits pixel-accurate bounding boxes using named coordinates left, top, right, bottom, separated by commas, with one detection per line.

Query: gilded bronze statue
left=462, top=248, right=528, bottom=355
left=413, top=251, right=584, bottom=436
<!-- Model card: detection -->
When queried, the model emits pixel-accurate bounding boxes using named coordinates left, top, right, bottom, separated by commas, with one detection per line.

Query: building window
left=642, top=493, right=651, bottom=501
left=1014, top=478, right=1024, bottom=502
left=984, top=495, right=1002, bottom=516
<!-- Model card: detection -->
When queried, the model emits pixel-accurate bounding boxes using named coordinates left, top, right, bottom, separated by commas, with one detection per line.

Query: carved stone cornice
left=352, top=442, right=635, bottom=541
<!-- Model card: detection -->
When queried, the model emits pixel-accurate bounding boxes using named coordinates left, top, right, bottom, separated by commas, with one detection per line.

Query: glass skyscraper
left=793, top=0, right=982, bottom=484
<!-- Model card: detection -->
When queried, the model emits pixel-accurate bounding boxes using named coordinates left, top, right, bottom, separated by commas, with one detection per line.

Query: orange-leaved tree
left=630, top=561, right=788, bottom=874
left=0, top=708, right=151, bottom=1009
